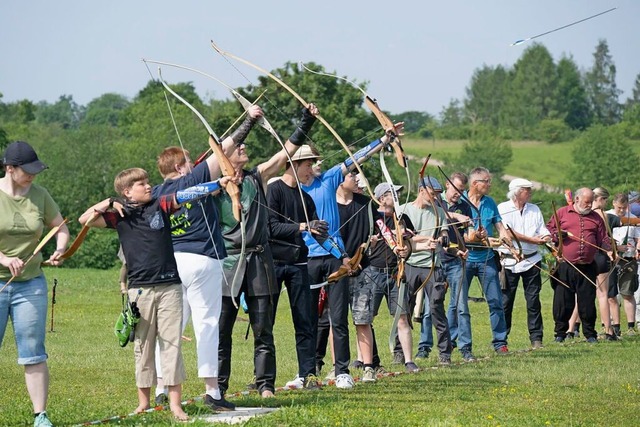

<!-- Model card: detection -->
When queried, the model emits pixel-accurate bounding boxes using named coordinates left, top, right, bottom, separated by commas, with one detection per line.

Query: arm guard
left=342, top=138, right=383, bottom=169
left=230, top=115, right=258, bottom=146
left=175, top=180, right=222, bottom=204
left=288, top=107, right=317, bottom=146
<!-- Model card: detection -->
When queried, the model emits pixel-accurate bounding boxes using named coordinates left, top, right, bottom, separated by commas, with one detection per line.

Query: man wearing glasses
left=462, top=168, right=512, bottom=358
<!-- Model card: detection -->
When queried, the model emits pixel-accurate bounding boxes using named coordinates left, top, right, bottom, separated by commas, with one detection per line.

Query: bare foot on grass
left=134, top=405, right=150, bottom=414
left=171, top=405, right=189, bottom=421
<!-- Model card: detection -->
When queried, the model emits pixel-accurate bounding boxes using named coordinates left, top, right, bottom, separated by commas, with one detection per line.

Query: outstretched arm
left=207, top=105, right=264, bottom=177
left=339, top=122, right=404, bottom=176
left=258, top=103, right=319, bottom=182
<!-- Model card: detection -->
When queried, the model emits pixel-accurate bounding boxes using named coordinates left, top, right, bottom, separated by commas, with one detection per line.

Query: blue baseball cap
left=419, top=176, right=442, bottom=191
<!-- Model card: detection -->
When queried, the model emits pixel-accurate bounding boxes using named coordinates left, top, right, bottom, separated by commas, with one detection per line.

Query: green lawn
left=401, top=138, right=577, bottom=188
left=1, top=268, right=639, bottom=426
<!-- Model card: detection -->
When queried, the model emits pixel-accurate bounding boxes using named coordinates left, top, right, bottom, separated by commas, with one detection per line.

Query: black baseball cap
left=2, top=141, right=48, bottom=175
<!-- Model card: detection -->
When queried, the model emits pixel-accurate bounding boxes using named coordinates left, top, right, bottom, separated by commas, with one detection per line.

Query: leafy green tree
left=568, top=125, right=639, bottom=187
left=118, top=80, right=208, bottom=183
left=464, top=64, right=510, bottom=127
left=391, top=111, right=433, bottom=134
left=84, top=93, right=130, bottom=127
left=556, top=56, right=592, bottom=130
left=534, top=119, right=574, bottom=143
left=623, top=72, right=640, bottom=111
left=35, top=95, right=85, bottom=128
left=446, top=132, right=513, bottom=177
left=584, top=39, right=622, bottom=125
left=0, top=99, right=37, bottom=125
left=221, top=62, right=402, bottom=186
left=617, top=103, right=640, bottom=139
left=502, top=44, right=558, bottom=136
left=434, top=99, right=471, bottom=139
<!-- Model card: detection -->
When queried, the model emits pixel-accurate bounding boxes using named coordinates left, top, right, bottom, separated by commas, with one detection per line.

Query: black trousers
left=218, top=294, right=276, bottom=395
left=406, top=265, right=451, bottom=355
left=273, top=263, right=317, bottom=379
left=309, top=255, right=351, bottom=376
left=315, top=306, right=330, bottom=371
left=552, top=261, right=598, bottom=339
left=502, top=262, right=544, bottom=342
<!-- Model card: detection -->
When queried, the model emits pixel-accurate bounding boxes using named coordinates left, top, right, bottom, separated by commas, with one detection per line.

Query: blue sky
left=0, top=1, right=636, bottom=115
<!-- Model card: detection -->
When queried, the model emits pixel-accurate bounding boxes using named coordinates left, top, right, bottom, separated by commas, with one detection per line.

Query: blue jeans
left=445, top=259, right=471, bottom=351
left=0, top=275, right=49, bottom=365
left=465, top=259, right=508, bottom=350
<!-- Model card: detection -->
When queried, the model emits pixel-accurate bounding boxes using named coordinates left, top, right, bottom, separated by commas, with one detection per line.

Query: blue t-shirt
left=152, top=162, right=227, bottom=259
left=463, top=191, right=501, bottom=263
left=302, top=164, right=346, bottom=258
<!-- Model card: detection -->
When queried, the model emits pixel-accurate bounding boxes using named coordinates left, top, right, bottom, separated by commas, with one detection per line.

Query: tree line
left=0, top=39, right=638, bottom=269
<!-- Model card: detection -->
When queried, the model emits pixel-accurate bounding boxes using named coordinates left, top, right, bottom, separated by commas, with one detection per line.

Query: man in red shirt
left=546, top=187, right=612, bottom=343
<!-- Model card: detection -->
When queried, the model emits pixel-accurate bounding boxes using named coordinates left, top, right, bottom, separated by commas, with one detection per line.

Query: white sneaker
left=362, top=366, right=377, bottom=383
left=285, top=375, right=304, bottom=389
left=335, top=373, right=355, bottom=389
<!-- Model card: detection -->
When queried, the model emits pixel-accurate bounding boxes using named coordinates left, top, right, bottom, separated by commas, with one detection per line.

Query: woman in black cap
left=0, top=141, right=69, bottom=427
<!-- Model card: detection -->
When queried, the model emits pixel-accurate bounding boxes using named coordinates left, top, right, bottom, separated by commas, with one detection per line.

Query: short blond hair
left=114, top=168, right=148, bottom=196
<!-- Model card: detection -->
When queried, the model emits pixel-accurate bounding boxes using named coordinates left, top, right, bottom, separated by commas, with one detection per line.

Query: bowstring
left=143, top=62, right=232, bottom=291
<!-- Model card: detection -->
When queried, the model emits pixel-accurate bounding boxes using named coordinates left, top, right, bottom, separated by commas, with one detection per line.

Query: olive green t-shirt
left=401, top=202, right=448, bottom=268
left=0, top=184, right=59, bottom=281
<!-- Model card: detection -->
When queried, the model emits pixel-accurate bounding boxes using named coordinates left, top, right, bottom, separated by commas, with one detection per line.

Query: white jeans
left=156, top=252, right=223, bottom=378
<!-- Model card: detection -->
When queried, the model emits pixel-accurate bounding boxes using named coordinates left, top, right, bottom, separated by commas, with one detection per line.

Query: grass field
left=1, top=268, right=639, bottom=426
left=401, top=138, right=577, bottom=188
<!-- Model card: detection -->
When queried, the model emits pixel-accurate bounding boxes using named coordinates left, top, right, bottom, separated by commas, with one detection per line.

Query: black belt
left=503, top=252, right=538, bottom=260
left=468, top=246, right=490, bottom=251
left=227, top=245, right=265, bottom=256
left=368, top=265, right=395, bottom=272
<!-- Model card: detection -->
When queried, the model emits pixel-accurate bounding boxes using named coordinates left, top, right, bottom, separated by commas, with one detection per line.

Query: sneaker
left=531, top=340, right=543, bottom=349
left=335, top=373, right=355, bottom=389
left=391, top=352, right=404, bottom=365
left=612, top=325, right=621, bottom=337
left=586, top=336, right=598, bottom=343
left=461, top=349, right=477, bottom=362
left=154, top=392, right=168, bottom=406
left=325, top=366, right=336, bottom=381
left=604, top=333, right=619, bottom=341
left=362, top=366, right=377, bottom=382
left=438, top=355, right=451, bottom=366
left=565, top=332, right=575, bottom=339
left=554, top=336, right=565, bottom=343
left=405, top=361, right=420, bottom=372
left=303, top=374, right=322, bottom=391
left=495, top=345, right=509, bottom=355
left=351, top=360, right=364, bottom=370
left=34, top=412, right=53, bottom=427
left=627, top=328, right=637, bottom=336
left=374, top=365, right=388, bottom=376
left=415, top=349, right=430, bottom=359
left=246, top=376, right=257, bottom=391
left=204, top=394, right=236, bottom=412
left=285, top=375, right=305, bottom=389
